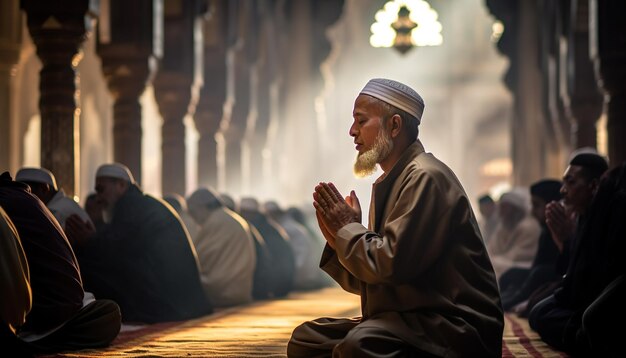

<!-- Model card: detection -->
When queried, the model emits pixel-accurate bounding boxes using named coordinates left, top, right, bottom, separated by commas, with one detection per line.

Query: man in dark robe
left=0, top=172, right=120, bottom=354
left=239, top=197, right=295, bottom=298
left=66, top=163, right=212, bottom=323
left=529, top=153, right=613, bottom=354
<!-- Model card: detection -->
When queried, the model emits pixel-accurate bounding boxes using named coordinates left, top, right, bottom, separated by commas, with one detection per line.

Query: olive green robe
left=290, top=141, right=503, bottom=358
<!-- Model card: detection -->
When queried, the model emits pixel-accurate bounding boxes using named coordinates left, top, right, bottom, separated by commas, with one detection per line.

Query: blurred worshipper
left=499, top=179, right=563, bottom=311
left=477, top=193, right=499, bottom=245
left=15, top=167, right=92, bottom=229
left=234, top=199, right=275, bottom=300
left=0, top=206, right=33, bottom=356
left=239, top=197, right=295, bottom=298
left=219, top=192, right=236, bottom=211
left=65, top=163, right=212, bottom=323
left=286, top=206, right=334, bottom=287
left=288, top=78, right=503, bottom=357
left=187, top=188, right=256, bottom=307
left=264, top=201, right=326, bottom=291
left=544, top=152, right=609, bottom=255
left=487, top=188, right=541, bottom=279
left=83, top=192, right=105, bottom=231
left=286, top=206, right=324, bottom=246
left=163, top=192, right=199, bottom=239
left=520, top=152, right=609, bottom=317
left=0, top=172, right=120, bottom=354
left=530, top=161, right=622, bottom=356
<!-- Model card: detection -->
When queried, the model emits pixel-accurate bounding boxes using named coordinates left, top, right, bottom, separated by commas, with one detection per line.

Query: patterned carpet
left=39, top=287, right=569, bottom=357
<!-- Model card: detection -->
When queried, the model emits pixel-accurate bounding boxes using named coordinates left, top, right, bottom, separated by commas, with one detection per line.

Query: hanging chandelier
left=370, top=0, right=443, bottom=54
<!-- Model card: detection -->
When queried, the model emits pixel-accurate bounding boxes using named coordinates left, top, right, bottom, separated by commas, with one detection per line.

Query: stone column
left=97, top=0, right=163, bottom=184
left=567, top=0, right=603, bottom=150
left=0, top=0, right=21, bottom=173
left=248, top=4, right=272, bottom=194
left=195, top=0, right=228, bottom=190
left=590, top=0, right=626, bottom=167
left=241, top=3, right=262, bottom=195
left=262, top=1, right=286, bottom=197
left=310, top=0, right=345, bottom=171
left=217, top=0, right=252, bottom=195
left=537, top=0, right=571, bottom=176
left=22, top=0, right=97, bottom=197
left=487, top=0, right=551, bottom=185
left=153, top=0, right=204, bottom=196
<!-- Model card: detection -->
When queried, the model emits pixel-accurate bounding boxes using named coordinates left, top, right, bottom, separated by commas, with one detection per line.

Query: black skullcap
left=569, top=153, right=609, bottom=180
left=530, top=179, right=562, bottom=203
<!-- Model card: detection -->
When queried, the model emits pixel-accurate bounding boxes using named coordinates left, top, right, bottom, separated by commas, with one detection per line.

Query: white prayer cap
left=15, top=167, right=58, bottom=191
left=499, top=187, right=530, bottom=210
left=359, top=78, right=425, bottom=124
left=187, top=188, right=222, bottom=209
left=239, top=197, right=259, bottom=212
left=95, top=163, right=135, bottom=184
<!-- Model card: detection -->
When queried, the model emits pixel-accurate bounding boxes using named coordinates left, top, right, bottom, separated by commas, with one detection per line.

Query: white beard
left=353, top=128, right=394, bottom=178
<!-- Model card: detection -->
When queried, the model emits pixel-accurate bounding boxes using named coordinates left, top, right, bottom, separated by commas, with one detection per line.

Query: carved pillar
left=263, top=0, right=286, bottom=197
left=590, top=0, right=626, bottom=167
left=310, top=0, right=344, bottom=170
left=97, top=0, right=163, bottom=184
left=22, top=0, right=97, bottom=197
left=195, top=0, right=228, bottom=190
left=248, top=2, right=274, bottom=195
left=265, top=0, right=343, bottom=199
left=567, top=0, right=603, bottom=150
left=241, top=3, right=263, bottom=195
left=0, top=0, right=21, bottom=173
left=217, top=0, right=252, bottom=195
left=153, top=0, right=204, bottom=195
left=487, top=0, right=547, bottom=185
left=537, top=0, right=569, bottom=176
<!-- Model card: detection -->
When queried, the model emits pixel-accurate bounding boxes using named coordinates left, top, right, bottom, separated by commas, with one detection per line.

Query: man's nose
left=349, top=124, right=357, bottom=137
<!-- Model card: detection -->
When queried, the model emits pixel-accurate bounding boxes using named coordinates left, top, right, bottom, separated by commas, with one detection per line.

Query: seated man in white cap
left=186, top=188, right=256, bottom=307
left=486, top=188, right=541, bottom=279
left=15, top=167, right=92, bottom=230
left=66, top=163, right=213, bottom=323
left=288, top=78, right=503, bottom=357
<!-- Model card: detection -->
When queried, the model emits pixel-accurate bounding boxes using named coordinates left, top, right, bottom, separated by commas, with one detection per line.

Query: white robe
left=193, top=207, right=256, bottom=307
left=487, top=215, right=541, bottom=279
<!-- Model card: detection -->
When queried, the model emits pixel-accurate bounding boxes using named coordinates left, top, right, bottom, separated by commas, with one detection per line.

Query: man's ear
left=390, top=114, right=402, bottom=138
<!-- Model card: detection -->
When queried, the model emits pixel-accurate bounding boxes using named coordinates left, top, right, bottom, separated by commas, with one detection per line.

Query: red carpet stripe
left=505, top=314, right=543, bottom=358
left=501, top=338, right=514, bottom=357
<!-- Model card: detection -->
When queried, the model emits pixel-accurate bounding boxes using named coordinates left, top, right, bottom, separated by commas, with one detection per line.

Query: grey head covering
left=359, top=78, right=425, bottom=124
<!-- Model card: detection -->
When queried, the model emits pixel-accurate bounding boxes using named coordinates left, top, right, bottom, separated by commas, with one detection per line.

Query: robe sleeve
left=319, top=244, right=361, bottom=295
left=333, top=169, right=461, bottom=285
